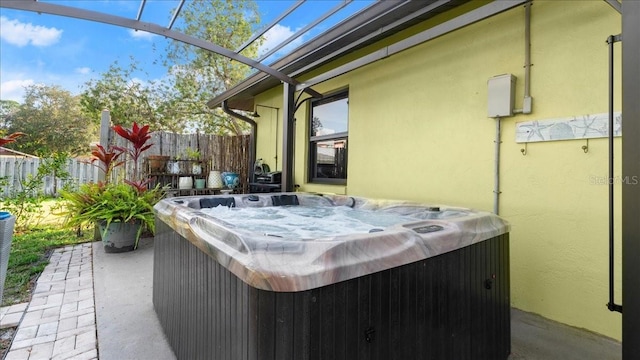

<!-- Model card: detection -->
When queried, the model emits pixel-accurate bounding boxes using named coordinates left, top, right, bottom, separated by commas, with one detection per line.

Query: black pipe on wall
left=606, top=34, right=622, bottom=314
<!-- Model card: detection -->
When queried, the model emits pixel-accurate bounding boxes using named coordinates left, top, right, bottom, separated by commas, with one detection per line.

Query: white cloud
left=130, top=77, right=148, bottom=87
left=128, top=29, right=156, bottom=41
left=0, top=79, right=35, bottom=102
left=258, top=24, right=305, bottom=58
left=75, top=67, right=91, bottom=75
left=0, top=16, right=62, bottom=47
left=0, top=64, right=91, bottom=103
left=317, top=128, right=336, bottom=136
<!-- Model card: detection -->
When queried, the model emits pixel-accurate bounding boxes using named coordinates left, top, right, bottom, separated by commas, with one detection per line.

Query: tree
left=6, top=84, right=95, bottom=156
left=312, top=116, right=323, bottom=135
left=160, top=0, right=262, bottom=135
left=80, top=60, right=179, bottom=131
left=79, top=0, right=262, bottom=135
left=0, top=100, right=20, bottom=130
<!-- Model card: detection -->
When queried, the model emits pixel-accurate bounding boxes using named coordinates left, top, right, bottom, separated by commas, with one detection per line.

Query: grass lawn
left=0, top=199, right=94, bottom=356
left=2, top=227, right=94, bottom=306
left=2, top=199, right=94, bottom=307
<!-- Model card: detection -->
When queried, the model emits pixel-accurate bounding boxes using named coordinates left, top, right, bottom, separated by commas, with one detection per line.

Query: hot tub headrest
left=271, top=194, right=299, bottom=206
left=200, top=197, right=236, bottom=208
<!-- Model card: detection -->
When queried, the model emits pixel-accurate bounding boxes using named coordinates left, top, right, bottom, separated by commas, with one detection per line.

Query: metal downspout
left=222, top=101, right=257, bottom=188
left=606, top=34, right=623, bottom=314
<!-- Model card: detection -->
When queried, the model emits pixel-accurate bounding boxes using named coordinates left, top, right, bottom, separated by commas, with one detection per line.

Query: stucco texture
left=252, top=1, right=622, bottom=340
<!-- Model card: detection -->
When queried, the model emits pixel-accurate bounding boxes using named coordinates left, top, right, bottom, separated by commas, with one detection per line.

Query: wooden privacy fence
left=0, top=132, right=250, bottom=198
left=0, top=157, right=100, bottom=198
left=108, top=130, right=251, bottom=193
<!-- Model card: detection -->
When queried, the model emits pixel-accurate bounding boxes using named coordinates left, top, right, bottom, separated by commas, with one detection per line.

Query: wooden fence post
left=98, top=110, right=111, bottom=183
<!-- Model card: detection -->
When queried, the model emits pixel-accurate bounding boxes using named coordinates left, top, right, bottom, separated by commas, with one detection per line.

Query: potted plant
left=184, top=147, right=202, bottom=175
left=61, top=182, right=162, bottom=252
left=60, top=122, right=164, bottom=252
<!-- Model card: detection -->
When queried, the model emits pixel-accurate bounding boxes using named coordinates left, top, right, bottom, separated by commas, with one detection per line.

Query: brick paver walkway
left=4, top=244, right=97, bottom=360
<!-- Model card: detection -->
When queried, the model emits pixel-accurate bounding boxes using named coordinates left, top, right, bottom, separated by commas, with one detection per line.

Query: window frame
left=308, top=90, right=349, bottom=185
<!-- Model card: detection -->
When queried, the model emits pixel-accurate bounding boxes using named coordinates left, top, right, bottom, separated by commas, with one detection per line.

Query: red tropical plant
left=112, top=122, right=152, bottom=163
left=124, top=178, right=153, bottom=194
left=0, top=132, right=25, bottom=147
left=91, top=144, right=124, bottom=182
left=112, top=122, right=153, bottom=183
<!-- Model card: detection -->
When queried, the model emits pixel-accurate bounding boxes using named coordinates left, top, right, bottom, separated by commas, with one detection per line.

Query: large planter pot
left=207, top=171, right=224, bottom=188
left=0, top=212, right=15, bottom=304
left=194, top=178, right=206, bottom=189
left=222, top=172, right=240, bottom=189
left=98, top=220, right=143, bottom=253
left=178, top=177, right=193, bottom=189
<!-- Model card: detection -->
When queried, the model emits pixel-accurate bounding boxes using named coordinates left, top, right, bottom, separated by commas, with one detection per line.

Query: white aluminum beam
left=206, top=0, right=412, bottom=108
left=291, top=0, right=454, bottom=78
left=605, top=0, right=622, bottom=14
left=257, top=0, right=352, bottom=62
left=236, top=0, right=305, bottom=53
left=136, top=0, right=147, bottom=21
left=0, top=0, right=299, bottom=85
left=167, top=0, right=185, bottom=30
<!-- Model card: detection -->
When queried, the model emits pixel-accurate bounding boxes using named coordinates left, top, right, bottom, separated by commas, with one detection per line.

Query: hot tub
left=153, top=193, right=511, bottom=360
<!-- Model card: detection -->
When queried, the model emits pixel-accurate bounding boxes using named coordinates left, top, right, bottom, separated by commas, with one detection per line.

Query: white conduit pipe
left=494, top=117, right=502, bottom=215
left=494, top=3, right=532, bottom=214
left=514, top=2, right=533, bottom=114
left=523, top=2, right=532, bottom=101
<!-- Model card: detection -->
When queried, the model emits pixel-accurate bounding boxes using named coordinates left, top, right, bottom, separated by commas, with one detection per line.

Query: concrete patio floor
left=2, top=238, right=623, bottom=359
left=510, top=307, right=621, bottom=359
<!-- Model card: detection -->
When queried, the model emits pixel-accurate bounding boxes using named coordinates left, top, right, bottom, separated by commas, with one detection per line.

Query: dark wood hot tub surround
left=153, top=219, right=510, bottom=360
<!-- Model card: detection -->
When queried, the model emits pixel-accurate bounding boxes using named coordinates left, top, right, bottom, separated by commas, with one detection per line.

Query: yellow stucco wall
left=252, top=1, right=622, bottom=339
left=253, top=88, right=283, bottom=172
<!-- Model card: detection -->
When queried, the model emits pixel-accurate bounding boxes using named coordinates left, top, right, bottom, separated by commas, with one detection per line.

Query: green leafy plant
left=59, top=182, right=106, bottom=229
left=60, top=122, right=165, bottom=249
left=3, top=153, right=71, bottom=230
left=60, top=182, right=162, bottom=246
left=0, top=133, right=71, bottom=231
left=184, top=147, right=200, bottom=160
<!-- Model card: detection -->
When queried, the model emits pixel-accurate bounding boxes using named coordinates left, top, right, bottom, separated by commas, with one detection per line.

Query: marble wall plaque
left=515, top=112, right=622, bottom=143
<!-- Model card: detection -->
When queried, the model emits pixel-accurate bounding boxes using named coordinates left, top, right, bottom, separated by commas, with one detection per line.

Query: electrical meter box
left=487, top=74, right=516, bottom=117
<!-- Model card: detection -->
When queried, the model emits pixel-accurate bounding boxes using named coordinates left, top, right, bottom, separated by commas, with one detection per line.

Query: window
left=309, top=91, right=348, bottom=184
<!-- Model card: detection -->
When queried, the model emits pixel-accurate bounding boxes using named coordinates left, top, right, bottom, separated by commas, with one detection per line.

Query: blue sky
left=0, top=0, right=373, bottom=103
